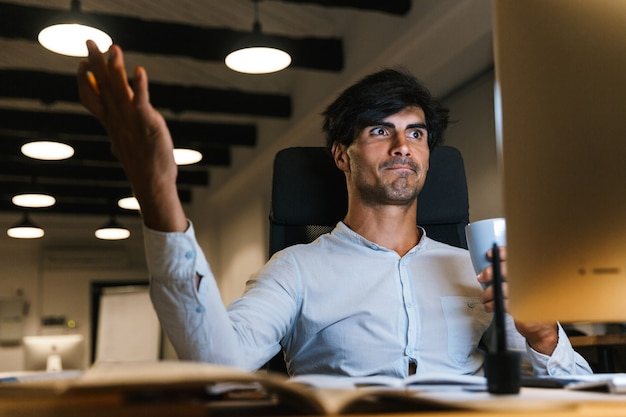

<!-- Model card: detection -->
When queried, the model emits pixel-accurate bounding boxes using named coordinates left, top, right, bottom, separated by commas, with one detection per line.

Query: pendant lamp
left=21, top=141, right=74, bottom=161
left=95, top=217, right=130, bottom=240
left=38, top=0, right=112, bottom=57
left=12, top=193, right=56, bottom=209
left=225, top=0, right=291, bottom=74
left=7, top=215, right=45, bottom=239
left=118, top=196, right=140, bottom=211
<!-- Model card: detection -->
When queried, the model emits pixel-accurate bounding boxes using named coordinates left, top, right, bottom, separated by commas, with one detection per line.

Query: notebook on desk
left=522, top=374, right=626, bottom=394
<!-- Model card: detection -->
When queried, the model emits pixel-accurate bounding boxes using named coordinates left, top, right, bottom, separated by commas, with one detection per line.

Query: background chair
left=265, top=145, right=470, bottom=373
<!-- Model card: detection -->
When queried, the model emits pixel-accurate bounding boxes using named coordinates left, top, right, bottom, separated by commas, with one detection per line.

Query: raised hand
left=77, top=40, right=187, bottom=232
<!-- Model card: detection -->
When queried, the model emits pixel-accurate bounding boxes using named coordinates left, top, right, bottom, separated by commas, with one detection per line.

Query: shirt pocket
left=441, top=296, right=493, bottom=365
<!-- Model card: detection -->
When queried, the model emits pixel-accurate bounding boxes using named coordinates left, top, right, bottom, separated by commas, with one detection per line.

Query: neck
left=343, top=201, right=421, bottom=256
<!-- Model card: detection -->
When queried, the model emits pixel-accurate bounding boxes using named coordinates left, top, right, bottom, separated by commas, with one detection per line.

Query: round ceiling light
left=118, top=196, right=140, bottom=211
left=225, top=46, right=291, bottom=74
left=95, top=220, right=131, bottom=241
left=37, top=0, right=112, bottom=57
left=7, top=216, right=45, bottom=239
left=21, top=141, right=75, bottom=160
left=224, top=1, right=291, bottom=74
left=173, top=148, right=203, bottom=165
left=95, top=223, right=130, bottom=240
left=12, top=194, right=56, bottom=208
left=38, top=23, right=112, bottom=57
left=95, top=227, right=130, bottom=240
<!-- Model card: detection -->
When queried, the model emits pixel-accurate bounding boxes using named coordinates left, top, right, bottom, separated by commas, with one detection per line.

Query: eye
left=369, top=127, right=388, bottom=137
left=408, top=129, right=426, bottom=140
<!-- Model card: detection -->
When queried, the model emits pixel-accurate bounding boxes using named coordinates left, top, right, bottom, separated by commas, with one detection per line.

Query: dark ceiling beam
left=0, top=109, right=257, bottom=148
left=0, top=2, right=343, bottom=72
left=4, top=181, right=128, bottom=200
left=278, top=0, right=411, bottom=15
left=1, top=182, right=191, bottom=203
left=0, top=199, right=140, bottom=216
left=0, top=69, right=292, bottom=118
left=0, top=134, right=231, bottom=167
left=0, top=172, right=198, bottom=215
left=0, top=159, right=209, bottom=187
left=0, top=178, right=195, bottom=216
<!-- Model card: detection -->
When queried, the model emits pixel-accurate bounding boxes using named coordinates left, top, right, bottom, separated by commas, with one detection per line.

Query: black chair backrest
left=269, top=145, right=470, bottom=257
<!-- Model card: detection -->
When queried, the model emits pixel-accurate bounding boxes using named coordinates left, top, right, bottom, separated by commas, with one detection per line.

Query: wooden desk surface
left=3, top=389, right=626, bottom=417
left=569, top=333, right=626, bottom=347
left=407, top=387, right=626, bottom=417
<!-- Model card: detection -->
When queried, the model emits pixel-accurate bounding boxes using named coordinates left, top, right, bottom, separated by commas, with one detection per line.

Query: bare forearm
left=133, top=179, right=188, bottom=233
left=138, top=191, right=188, bottom=233
left=516, top=322, right=559, bottom=355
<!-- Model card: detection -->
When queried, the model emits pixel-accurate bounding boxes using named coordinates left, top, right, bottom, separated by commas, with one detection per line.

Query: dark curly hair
left=322, top=68, right=449, bottom=151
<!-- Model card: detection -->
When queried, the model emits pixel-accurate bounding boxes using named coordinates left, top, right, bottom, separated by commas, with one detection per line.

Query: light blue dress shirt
left=146, top=221, right=592, bottom=377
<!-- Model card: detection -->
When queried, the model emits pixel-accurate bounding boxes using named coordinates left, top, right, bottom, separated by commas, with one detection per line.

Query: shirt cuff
left=143, top=220, right=212, bottom=283
left=526, top=324, right=579, bottom=375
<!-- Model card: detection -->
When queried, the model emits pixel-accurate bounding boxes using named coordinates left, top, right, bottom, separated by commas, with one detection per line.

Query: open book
left=526, top=374, right=626, bottom=394
left=0, top=361, right=481, bottom=416
left=290, top=372, right=486, bottom=390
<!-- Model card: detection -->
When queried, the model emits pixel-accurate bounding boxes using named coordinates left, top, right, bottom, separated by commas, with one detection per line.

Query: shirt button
left=406, top=302, right=413, bottom=308
left=195, top=305, right=205, bottom=313
left=185, top=250, right=195, bottom=260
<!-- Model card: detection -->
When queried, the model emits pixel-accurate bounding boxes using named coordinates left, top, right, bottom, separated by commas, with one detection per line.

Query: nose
left=391, top=133, right=411, bottom=156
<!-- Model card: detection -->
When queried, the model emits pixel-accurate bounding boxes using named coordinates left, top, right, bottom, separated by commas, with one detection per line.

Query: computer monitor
left=23, top=334, right=85, bottom=372
left=493, top=0, right=626, bottom=324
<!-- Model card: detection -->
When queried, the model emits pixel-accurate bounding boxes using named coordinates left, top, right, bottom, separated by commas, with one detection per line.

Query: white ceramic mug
left=465, top=217, right=506, bottom=274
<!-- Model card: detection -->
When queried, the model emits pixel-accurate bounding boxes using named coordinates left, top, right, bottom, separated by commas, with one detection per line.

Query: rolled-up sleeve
left=525, top=324, right=593, bottom=375
left=143, top=222, right=246, bottom=368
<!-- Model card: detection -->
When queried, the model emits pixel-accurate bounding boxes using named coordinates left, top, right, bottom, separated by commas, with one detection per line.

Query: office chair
left=265, top=145, right=470, bottom=373
left=269, top=145, right=470, bottom=256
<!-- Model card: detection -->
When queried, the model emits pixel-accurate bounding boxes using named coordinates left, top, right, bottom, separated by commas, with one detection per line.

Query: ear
left=331, top=141, right=350, bottom=173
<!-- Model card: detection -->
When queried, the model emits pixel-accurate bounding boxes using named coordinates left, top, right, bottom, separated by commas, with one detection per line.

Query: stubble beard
left=356, top=171, right=421, bottom=207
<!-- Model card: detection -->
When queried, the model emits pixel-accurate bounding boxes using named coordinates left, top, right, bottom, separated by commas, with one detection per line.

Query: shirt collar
left=333, top=221, right=428, bottom=255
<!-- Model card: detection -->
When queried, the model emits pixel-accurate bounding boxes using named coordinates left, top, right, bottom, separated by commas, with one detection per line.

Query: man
left=78, top=40, right=591, bottom=377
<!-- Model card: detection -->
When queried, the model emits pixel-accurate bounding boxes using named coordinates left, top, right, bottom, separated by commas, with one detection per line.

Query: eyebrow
left=377, top=121, right=428, bottom=130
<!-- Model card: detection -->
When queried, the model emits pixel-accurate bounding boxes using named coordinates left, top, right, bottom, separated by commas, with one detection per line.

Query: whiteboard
left=95, top=286, right=161, bottom=362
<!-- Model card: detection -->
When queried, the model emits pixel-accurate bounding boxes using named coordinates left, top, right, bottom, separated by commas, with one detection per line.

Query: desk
left=4, top=361, right=626, bottom=417
left=3, top=385, right=626, bottom=417
left=410, top=387, right=626, bottom=416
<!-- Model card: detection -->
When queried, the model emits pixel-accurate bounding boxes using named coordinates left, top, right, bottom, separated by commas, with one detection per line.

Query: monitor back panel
left=494, top=0, right=626, bottom=322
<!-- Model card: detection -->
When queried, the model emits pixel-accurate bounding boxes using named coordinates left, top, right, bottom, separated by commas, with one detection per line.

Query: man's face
left=335, top=106, right=430, bottom=207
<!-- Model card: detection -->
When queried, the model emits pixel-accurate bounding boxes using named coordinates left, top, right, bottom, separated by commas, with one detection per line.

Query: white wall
left=444, top=71, right=504, bottom=222
left=0, top=216, right=148, bottom=372
left=215, top=195, right=270, bottom=306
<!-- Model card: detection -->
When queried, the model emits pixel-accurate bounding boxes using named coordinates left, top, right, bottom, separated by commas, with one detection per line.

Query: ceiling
left=0, top=0, right=495, bottom=241
left=0, top=0, right=411, bottom=219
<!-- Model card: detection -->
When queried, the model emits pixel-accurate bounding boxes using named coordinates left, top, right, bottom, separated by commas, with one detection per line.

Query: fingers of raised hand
left=82, top=41, right=135, bottom=116
left=77, top=60, right=104, bottom=119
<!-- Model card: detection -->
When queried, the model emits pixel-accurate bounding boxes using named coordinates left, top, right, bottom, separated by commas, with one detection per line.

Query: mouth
left=386, top=165, right=416, bottom=172
left=382, top=158, right=419, bottom=174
